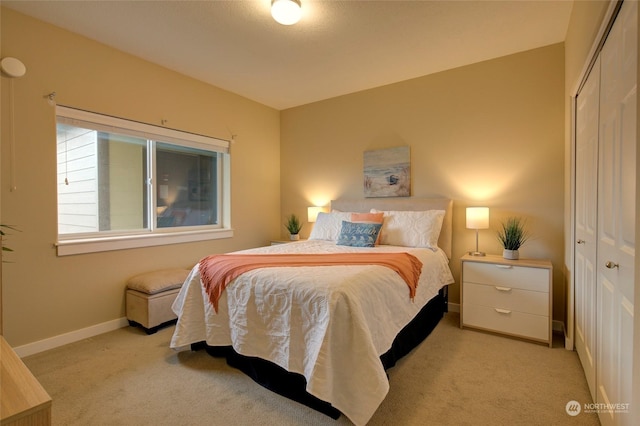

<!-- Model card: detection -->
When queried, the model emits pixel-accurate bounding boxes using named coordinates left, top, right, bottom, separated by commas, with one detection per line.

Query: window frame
left=55, top=106, right=232, bottom=256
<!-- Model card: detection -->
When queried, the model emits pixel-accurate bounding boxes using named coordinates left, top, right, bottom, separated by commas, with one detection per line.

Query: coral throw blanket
left=199, top=252, right=423, bottom=313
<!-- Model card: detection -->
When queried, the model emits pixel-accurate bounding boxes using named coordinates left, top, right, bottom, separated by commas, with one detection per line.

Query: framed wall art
left=363, top=146, right=410, bottom=197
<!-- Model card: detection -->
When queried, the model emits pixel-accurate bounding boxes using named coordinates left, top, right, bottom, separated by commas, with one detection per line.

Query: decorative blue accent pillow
left=336, top=221, right=383, bottom=247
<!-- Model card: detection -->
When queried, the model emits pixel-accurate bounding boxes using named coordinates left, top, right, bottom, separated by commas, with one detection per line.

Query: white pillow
left=370, top=209, right=445, bottom=249
left=308, top=211, right=353, bottom=241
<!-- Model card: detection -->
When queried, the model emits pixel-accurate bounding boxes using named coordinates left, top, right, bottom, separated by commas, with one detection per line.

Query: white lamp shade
left=466, top=207, right=489, bottom=229
left=307, top=206, right=325, bottom=222
left=271, top=0, right=302, bottom=25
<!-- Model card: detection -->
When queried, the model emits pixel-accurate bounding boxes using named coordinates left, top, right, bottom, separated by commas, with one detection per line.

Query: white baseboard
left=553, top=320, right=564, bottom=333
left=551, top=320, right=575, bottom=350
left=13, top=317, right=129, bottom=358
left=10, top=311, right=565, bottom=358
left=6, top=302, right=462, bottom=357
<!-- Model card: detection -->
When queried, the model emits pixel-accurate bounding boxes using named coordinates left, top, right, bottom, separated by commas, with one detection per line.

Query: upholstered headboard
left=330, top=198, right=453, bottom=259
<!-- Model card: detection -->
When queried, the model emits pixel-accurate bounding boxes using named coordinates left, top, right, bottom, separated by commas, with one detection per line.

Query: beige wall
left=0, top=8, right=281, bottom=346
left=281, top=44, right=566, bottom=320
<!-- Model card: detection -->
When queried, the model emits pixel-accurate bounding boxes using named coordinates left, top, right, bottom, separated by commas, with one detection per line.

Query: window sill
left=56, top=228, right=234, bottom=256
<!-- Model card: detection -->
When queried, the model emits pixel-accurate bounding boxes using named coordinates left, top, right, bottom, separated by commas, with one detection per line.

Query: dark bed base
left=194, top=287, right=448, bottom=420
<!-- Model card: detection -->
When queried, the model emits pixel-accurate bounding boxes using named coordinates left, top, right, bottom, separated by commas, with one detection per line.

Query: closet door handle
left=605, top=261, right=619, bottom=269
left=495, top=286, right=512, bottom=292
left=495, top=308, right=512, bottom=314
left=577, top=239, right=585, bottom=244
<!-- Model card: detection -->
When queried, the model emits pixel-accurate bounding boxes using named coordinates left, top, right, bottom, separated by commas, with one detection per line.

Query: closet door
left=597, top=1, right=636, bottom=425
left=574, top=56, right=600, bottom=402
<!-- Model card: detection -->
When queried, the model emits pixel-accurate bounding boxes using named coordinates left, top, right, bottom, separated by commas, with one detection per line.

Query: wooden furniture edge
left=1, top=335, right=52, bottom=425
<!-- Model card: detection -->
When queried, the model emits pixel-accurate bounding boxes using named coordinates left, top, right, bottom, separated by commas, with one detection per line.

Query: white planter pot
left=290, top=234, right=300, bottom=241
left=503, top=249, right=519, bottom=260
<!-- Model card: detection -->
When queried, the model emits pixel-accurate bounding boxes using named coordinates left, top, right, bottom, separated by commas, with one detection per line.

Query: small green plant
left=284, top=214, right=303, bottom=235
left=497, top=217, right=529, bottom=250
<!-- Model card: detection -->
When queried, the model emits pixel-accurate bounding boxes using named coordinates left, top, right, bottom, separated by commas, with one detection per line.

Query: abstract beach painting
left=363, top=146, right=410, bottom=197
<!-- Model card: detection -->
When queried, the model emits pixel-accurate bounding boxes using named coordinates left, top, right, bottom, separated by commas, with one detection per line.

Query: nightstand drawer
left=463, top=303, right=549, bottom=342
left=463, top=261, right=549, bottom=293
left=462, top=282, right=549, bottom=316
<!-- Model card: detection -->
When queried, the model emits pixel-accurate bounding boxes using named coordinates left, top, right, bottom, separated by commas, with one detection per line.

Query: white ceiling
left=3, top=0, right=574, bottom=110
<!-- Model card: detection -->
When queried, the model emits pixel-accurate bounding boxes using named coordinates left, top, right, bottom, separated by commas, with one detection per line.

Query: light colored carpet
left=23, top=313, right=600, bottom=426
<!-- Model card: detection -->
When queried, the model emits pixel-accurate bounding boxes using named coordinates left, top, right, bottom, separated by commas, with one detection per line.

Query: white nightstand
left=460, top=254, right=553, bottom=347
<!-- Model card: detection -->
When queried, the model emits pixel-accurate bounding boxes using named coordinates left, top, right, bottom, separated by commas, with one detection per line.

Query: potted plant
left=1, top=224, right=18, bottom=261
left=285, top=214, right=303, bottom=240
left=497, top=217, right=529, bottom=260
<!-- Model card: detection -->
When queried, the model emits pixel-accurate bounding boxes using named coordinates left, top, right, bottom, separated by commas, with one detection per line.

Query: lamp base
left=468, top=251, right=486, bottom=257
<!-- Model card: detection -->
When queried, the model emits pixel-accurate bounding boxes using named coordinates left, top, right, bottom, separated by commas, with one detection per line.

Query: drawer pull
left=495, top=308, right=512, bottom=314
left=495, top=265, right=513, bottom=269
left=495, top=286, right=512, bottom=292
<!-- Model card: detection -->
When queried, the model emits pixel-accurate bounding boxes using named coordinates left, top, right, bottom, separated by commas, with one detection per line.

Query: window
left=55, top=106, right=231, bottom=255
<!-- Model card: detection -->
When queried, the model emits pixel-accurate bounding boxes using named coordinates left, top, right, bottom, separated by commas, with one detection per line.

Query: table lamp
left=466, top=207, right=489, bottom=256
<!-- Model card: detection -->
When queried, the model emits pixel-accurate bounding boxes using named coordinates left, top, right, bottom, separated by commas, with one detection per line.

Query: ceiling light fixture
left=271, top=0, right=302, bottom=25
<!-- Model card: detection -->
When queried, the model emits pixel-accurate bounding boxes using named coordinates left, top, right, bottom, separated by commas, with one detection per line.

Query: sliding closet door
left=597, top=1, right=636, bottom=425
left=574, top=56, right=600, bottom=402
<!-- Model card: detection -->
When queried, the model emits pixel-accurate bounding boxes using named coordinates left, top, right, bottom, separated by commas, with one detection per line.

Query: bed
left=170, top=198, right=455, bottom=425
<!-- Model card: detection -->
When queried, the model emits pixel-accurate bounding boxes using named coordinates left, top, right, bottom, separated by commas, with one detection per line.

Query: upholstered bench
left=125, top=268, right=191, bottom=334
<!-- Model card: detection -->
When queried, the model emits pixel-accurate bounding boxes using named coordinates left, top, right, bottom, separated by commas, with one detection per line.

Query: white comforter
left=170, top=240, right=454, bottom=425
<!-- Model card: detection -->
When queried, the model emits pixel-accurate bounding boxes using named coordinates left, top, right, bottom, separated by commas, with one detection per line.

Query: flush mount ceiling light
left=271, top=0, right=302, bottom=25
